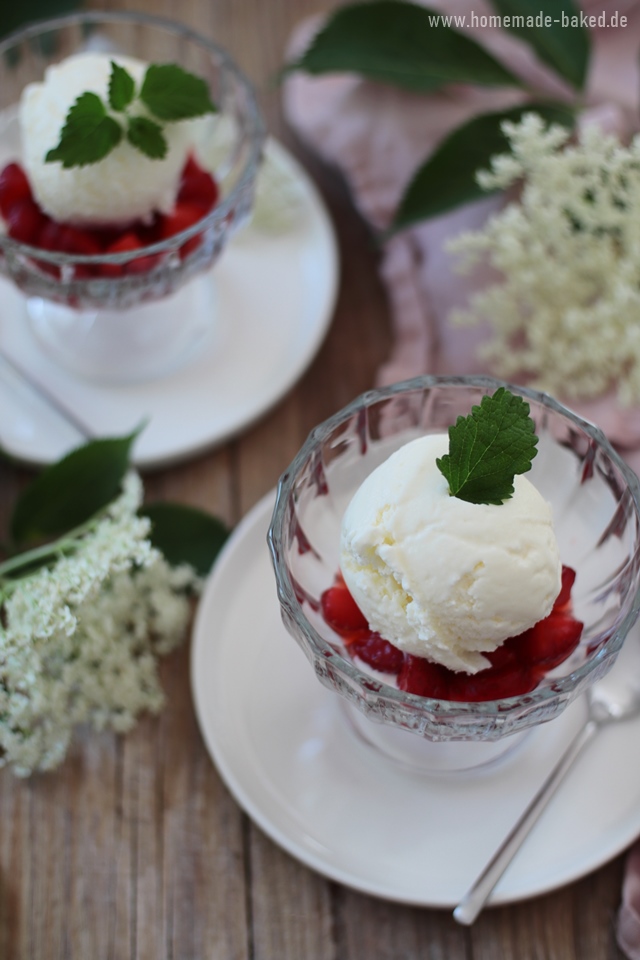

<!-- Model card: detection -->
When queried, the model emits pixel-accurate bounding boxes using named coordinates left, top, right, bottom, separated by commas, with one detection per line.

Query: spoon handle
left=453, top=717, right=598, bottom=926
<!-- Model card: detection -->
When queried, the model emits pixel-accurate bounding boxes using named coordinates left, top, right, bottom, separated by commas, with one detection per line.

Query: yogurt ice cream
left=20, top=52, right=203, bottom=225
left=340, top=433, right=562, bottom=674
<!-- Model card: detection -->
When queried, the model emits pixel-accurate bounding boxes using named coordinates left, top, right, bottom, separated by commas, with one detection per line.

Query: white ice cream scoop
left=20, top=52, right=205, bottom=225
left=340, top=433, right=562, bottom=674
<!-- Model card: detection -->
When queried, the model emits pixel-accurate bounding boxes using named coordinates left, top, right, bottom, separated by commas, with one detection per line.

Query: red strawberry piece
left=0, top=163, right=32, bottom=218
left=160, top=202, right=204, bottom=239
left=100, top=233, right=141, bottom=277
left=59, top=225, right=103, bottom=256
left=397, top=655, right=450, bottom=699
left=100, top=233, right=158, bottom=276
left=518, top=613, right=583, bottom=670
left=485, top=636, right=520, bottom=671
left=553, top=565, right=577, bottom=612
left=178, top=159, right=219, bottom=213
left=320, top=585, right=368, bottom=636
left=6, top=198, right=45, bottom=244
left=447, top=663, right=539, bottom=702
left=349, top=632, right=405, bottom=674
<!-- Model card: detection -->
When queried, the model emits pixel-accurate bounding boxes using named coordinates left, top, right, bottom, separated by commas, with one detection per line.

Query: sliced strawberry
left=518, top=613, right=583, bottom=670
left=447, top=663, right=539, bottom=702
left=178, top=160, right=219, bottom=213
left=350, top=632, right=404, bottom=674
left=485, top=636, right=520, bottom=671
left=553, top=565, right=577, bottom=612
left=7, top=198, right=45, bottom=244
left=0, top=163, right=32, bottom=218
left=100, top=233, right=158, bottom=276
left=159, top=202, right=204, bottom=239
left=320, top=585, right=368, bottom=636
left=397, top=655, right=450, bottom=699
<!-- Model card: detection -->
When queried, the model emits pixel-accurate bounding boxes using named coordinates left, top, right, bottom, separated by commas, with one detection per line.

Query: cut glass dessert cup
left=268, top=376, right=640, bottom=773
left=0, top=11, right=264, bottom=383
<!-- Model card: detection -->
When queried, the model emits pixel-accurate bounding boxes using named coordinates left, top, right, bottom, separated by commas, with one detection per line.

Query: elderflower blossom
left=448, top=113, right=640, bottom=405
left=0, top=473, right=200, bottom=776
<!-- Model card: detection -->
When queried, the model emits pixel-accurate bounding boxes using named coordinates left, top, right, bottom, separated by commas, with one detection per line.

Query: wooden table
left=0, top=0, right=630, bottom=957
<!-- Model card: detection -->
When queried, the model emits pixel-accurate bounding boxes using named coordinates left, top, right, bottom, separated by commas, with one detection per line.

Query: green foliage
left=490, top=0, right=590, bottom=90
left=436, top=387, right=538, bottom=504
left=45, top=60, right=216, bottom=168
left=286, top=0, right=523, bottom=91
left=140, top=503, right=229, bottom=575
left=139, top=63, right=217, bottom=120
left=391, top=102, right=574, bottom=230
left=11, top=432, right=138, bottom=544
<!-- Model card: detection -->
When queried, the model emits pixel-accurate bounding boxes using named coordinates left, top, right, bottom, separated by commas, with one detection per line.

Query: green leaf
left=127, top=115, right=167, bottom=159
left=108, top=60, right=136, bottom=111
left=436, top=387, right=538, bottom=505
left=10, top=432, right=138, bottom=545
left=140, top=503, right=229, bottom=575
left=45, top=92, right=122, bottom=168
left=286, top=0, right=523, bottom=92
left=139, top=63, right=217, bottom=120
left=391, top=102, right=574, bottom=231
left=489, top=0, right=590, bottom=91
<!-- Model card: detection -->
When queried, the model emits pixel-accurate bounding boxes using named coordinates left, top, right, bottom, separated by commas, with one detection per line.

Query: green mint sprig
left=436, top=387, right=538, bottom=505
left=45, top=61, right=217, bottom=169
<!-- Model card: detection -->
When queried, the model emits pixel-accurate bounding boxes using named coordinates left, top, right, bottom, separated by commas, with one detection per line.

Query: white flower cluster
left=0, top=474, right=199, bottom=776
left=448, top=114, right=640, bottom=405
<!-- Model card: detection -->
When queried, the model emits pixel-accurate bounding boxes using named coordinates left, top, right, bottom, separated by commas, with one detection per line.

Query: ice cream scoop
left=19, top=52, right=204, bottom=225
left=340, top=433, right=562, bottom=673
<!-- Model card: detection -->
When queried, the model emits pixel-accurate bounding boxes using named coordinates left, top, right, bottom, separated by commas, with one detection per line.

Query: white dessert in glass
left=268, top=376, right=640, bottom=773
left=0, top=11, right=264, bottom=383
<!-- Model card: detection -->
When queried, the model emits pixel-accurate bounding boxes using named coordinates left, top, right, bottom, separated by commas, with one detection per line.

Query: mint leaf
left=286, top=0, right=523, bottom=92
left=108, top=60, right=136, bottom=111
left=127, top=115, right=167, bottom=159
left=436, top=388, right=538, bottom=505
left=45, top=91, right=122, bottom=168
left=140, top=63, right=217, bottom=120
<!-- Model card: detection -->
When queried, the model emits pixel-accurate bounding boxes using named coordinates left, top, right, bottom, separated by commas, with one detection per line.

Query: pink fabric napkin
left=283, top=0, right=640, bottom=949
left=283, top=0, right=640, bottom=473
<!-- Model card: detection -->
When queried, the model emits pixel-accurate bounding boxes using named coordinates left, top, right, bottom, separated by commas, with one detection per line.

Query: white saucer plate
left=0, top=140, right=338, bottom=470
left=192, top=491, right=640, bottom=908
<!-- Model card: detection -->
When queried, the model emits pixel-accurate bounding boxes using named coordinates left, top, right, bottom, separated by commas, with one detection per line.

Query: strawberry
left=447, top=663, right=539, bottom=702
left=553, top=565, right=577, bottom=612
left=397, top=656, right=450, bottom=699
left=0, top=163, right=32, bottom=218
left=7, top=198, right=45, bottom=244
left=320, top=585, right=368, bottom=636
left=100, top=233, right=159, bottom=276
left=178, top=156, right=219, bottom=212
left=159, top=202, right=204, bottom=239
left=518, top=613, right=583, bottom=670
left=349, top=632, right=404, bottom=673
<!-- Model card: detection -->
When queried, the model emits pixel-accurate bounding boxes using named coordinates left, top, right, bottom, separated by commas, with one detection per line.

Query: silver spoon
left=453, top=677, right=640, bottom=926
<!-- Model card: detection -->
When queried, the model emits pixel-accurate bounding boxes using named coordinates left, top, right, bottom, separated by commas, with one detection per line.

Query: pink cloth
left=283, top=0, right=640, bottom=472
left=283, top=1, right=640, bottom=950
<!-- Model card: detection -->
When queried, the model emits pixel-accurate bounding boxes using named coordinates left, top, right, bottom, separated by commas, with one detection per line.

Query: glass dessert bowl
left=268, top=376, right=640, bottom=772
left=0, top=11, right=264, bottom=383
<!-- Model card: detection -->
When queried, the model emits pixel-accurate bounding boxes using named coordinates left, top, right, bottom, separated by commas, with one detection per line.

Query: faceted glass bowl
left=268, top=376, right=640, bottom=748
left=0, top=11, right=264, bottom=381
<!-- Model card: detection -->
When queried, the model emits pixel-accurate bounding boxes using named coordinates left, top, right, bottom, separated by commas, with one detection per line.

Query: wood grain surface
left=0, top=1, right=630, bottom=957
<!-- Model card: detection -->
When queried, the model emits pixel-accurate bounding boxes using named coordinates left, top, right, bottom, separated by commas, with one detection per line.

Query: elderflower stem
left=0, top=516, right=99, bottom=582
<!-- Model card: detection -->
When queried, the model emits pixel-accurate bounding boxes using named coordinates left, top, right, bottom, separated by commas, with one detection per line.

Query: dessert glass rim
left=0, top=8, right=265, bottom=266
left=268, top=373, right=640, bottom=716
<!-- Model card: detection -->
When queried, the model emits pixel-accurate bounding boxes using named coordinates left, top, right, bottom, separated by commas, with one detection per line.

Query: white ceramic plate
left=0, top=140, right=338, bottom=470
left=192, top=491, right=640, bottom=908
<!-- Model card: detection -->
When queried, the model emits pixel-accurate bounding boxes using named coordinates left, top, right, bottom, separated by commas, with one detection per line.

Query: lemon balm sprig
left=45, top=61, right=217, bottom=168
left=436, top=387, right=538, bottom=505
